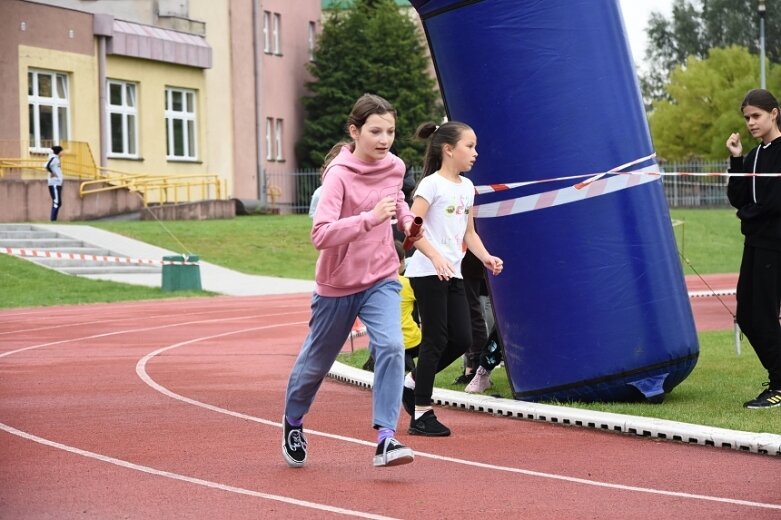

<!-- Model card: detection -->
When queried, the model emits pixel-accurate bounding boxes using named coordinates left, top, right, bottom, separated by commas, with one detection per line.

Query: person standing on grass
left=402, top=121, right=503, bottom=436
left=45, top=145, right=64, bottom=221
left=282, top=93, right=422, bottom=468
left=726, top=88, right=781, bottom=409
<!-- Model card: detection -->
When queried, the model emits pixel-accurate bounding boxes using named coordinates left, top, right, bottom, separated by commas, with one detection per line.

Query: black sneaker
left=402, top=386, right=415, bottom=416
left=282, top=416, right=308, bottom=467
left=453, top=371, right=475, bottom=385
left=408, top=410, right=451, bottom=436
left=743, top=386, right=781, bottom=409
left=373, top=437, right=414, bottom=467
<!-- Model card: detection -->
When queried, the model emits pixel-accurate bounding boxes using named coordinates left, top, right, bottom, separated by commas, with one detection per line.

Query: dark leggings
left=409, top=276, right=471, bottom=407
left=463, top=273, right=488, bottom=372
left=736, top=245, right=781, bottom=389
left=48, top=185, right=62, bottom=221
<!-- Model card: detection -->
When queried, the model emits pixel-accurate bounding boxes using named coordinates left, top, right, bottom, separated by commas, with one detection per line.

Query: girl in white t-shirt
left=403, top=121, right=503, bottom=436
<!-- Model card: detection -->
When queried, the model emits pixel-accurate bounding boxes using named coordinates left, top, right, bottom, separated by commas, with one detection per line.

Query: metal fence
left=264, top=160, right=733, bottom=213
left=660, top=160, right=731, bottom=208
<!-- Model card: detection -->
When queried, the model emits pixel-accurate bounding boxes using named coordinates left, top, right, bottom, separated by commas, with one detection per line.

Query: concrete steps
left=0, top=223, right=162, bottom=276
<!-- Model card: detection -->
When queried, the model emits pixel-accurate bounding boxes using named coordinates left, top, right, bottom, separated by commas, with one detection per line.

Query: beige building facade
left=0, top=0, right=322, bottom=213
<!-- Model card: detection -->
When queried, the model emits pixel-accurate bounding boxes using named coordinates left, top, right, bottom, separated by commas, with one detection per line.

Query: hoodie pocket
left=318, top=240, right=392, bottom=289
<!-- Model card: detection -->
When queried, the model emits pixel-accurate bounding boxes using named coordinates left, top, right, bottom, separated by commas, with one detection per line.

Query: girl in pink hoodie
left=282, top=94, right=421, bottom=468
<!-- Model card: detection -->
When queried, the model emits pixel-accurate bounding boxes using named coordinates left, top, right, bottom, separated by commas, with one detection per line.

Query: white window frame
left=275, top=118, right=283, bottom=161
left=273, top=13, right=281, bottom=54
left=265, top=117, right=274, bottom=161
left=165, top=87, right=198, bottom=161
left=308, top=21, right=316, bottom=61
left=107, top=80, right=139, bottom=158
left=263, top=11, right=271, bottom=53
left=28, top=69, right=70, bottom=151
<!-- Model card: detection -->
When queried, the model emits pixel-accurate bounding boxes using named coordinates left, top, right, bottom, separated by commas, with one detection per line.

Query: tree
left=296, top=0, right=440, bottom=170
left=642, top=0, right=781, bottom=102
left=649, top=46, right=781, bottom=160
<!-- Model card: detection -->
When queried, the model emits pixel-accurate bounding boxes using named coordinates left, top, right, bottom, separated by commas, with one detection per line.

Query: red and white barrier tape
left=1, top=248, right=198, bottom=265
left=473, top=165, right=660, bottom=218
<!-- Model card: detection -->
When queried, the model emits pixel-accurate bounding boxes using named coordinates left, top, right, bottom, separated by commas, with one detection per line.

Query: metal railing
left=0, top=140, right=227, bottom=206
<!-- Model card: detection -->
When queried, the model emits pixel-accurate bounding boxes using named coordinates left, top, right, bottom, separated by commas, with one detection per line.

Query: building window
left=28, top=69, right=69, bottom=150
left=107, top=80, right=138, bottom=158
left=165, top=87, right=197, bottom=160
left=308, top=21, right=316, bottom=61
left=263, top=11, right=271, bottom=53
left=272, top=13, right=281, bottom=54
left=275, top=119, right=283, bottom=161
left=265, top=117, right=273, bottom=160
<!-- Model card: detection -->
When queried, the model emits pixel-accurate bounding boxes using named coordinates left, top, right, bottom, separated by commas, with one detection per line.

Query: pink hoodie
left=312, top=146, right=414, bottom=297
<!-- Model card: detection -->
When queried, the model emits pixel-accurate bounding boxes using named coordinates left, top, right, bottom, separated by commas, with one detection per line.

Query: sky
left=618, top=0, right=675, bottom=64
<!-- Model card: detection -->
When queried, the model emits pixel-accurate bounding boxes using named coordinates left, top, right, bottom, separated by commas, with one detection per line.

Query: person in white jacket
left=44, top=145, right=64, bottom=221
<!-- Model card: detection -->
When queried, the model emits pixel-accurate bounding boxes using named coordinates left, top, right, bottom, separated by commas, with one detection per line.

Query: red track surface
left=1, top=275, right=779, bottom=519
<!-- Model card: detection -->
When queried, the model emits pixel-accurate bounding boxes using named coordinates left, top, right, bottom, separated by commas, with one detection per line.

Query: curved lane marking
left=0, top=422, right=399, bottom=520
left=137, top=324, right=781, bottom=512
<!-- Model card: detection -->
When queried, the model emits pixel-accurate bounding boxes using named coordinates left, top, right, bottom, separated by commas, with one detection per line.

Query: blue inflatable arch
left=410, top=0, right=699, bottom=402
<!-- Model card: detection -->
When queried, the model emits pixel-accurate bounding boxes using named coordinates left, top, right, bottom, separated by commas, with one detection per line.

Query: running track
left=1, top=277, right=779, bottom=519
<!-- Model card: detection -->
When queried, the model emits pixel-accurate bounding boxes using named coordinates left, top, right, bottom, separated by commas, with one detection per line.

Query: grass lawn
left=338, top=330, right=781, bottom=435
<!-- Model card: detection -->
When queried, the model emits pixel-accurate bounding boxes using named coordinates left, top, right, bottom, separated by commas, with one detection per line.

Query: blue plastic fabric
left=410, top=0, right=699, bottom=402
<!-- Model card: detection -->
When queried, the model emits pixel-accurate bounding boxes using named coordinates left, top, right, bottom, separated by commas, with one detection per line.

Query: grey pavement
left=34, top=224, right=316, bottom=296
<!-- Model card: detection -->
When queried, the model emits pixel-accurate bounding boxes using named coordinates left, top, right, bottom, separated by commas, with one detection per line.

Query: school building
left=0, top=0, right=322, bottom=219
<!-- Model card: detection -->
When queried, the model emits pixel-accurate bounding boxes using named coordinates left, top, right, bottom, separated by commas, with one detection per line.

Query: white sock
left=404, top=372, right=415, bottom=389
left=414, top=406, right=431, bottom=420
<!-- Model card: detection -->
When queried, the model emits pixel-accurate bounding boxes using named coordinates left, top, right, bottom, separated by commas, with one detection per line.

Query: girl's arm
left=311, top=175, right=390, bottom=250
left=409, top=196, right=453, bottom=278
left=464, top=212, right=503, bottom=276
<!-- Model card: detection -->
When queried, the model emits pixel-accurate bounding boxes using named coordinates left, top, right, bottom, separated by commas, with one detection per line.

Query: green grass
left=91, top=216, right=318, bottom=279
left=0, top=253, right=209, bottom=308
left=670, top=208, right=743, bottom=275
left=339, top=330, right=781, bottom=435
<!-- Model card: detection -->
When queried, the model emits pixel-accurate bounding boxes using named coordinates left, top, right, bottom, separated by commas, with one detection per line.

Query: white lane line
left=137, top=324, right=781, bottom=512
left=0, top=422, right=399, bottom=520
left=0, top=311, right=307, bottom=359
left=1, top=314, right=398, bottom=519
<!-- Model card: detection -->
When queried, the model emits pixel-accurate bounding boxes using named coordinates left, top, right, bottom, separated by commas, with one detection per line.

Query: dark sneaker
left=373, top=437, right=414, bottom=467
left=452, top=371, right=475, bottom=385
left=744, top=387, right=781, bottom=409
left=282, top=417, right=308, bottom=467
left=402, top=386, right=415, bottom=416
left=408, top=410, right=451, bottom=436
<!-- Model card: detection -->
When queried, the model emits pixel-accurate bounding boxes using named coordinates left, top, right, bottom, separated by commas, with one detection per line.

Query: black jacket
left=727, top=136, right=781, bottom=251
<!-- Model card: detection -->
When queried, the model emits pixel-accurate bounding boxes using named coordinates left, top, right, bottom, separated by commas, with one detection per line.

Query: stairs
left=0, top=223, right=162, bottom=276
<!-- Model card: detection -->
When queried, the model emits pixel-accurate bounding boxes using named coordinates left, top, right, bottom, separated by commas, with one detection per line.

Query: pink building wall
left=230, top=0, right=321, bottom=202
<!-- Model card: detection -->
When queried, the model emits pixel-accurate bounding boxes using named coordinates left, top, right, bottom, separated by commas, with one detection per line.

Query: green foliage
left=296, top=0, right=441, bottom=169
left=642, top=0, right=781, bottom=102
left=649, top=46, right=781, bottom=160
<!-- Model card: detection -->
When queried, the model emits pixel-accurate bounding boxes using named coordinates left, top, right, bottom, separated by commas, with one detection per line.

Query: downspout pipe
left=93, top=13, right=114, bottom=171
left=252, top=0, right=266, bottom=205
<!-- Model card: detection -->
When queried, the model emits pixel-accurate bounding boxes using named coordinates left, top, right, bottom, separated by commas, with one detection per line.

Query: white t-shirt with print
left=405, top=172, right=474, bottom=279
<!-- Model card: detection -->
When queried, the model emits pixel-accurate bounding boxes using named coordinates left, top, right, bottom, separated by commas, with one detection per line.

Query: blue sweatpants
left=284, top=279, right=404, bottom=430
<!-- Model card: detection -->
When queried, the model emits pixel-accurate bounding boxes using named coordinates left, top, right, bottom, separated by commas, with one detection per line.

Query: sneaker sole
left=373, top=448, right=414, bottom=467
left=282, top=444, right=307, bottom=468
left=407, top=426, right=451, bottom=437
left=744, top=402, right=781, bottom=409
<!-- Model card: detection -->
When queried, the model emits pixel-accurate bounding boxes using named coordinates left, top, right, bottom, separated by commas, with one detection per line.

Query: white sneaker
left=464, top=366, right=492, bottom=394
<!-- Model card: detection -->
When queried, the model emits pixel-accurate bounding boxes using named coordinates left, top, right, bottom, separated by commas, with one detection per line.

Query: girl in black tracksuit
left=726, top=88, right=781, bottom=409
